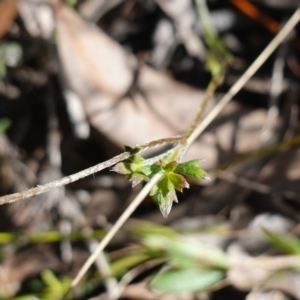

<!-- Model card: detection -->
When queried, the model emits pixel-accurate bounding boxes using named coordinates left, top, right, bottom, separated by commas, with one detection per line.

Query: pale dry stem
left=70, top=173, right=163, bottom=289
left=0, top=152, right=130, bottom=205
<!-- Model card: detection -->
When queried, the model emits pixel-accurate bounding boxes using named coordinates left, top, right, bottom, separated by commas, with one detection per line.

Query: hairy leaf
left=175, top=159, right=207, bottom=179
left=129, top=173, right=149, bottom=187
left=167, top=172, right=189, bottom=192
left=110, top=162, right=132, bottom=175
left=151, top=176, right=178, bottom=218
left=162, top=161, right=178, bottom=172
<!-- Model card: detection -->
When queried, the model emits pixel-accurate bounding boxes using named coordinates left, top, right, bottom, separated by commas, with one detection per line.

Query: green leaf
left=175, top=159, right=207, bottom=179
left=150, top=268, right=224, bottom=293
left=167, top=172, right=189, bottom=192
left=150, top=163, right=190, bottom=217
left=63, top=0, right=77, bottom=7
left=129, top=173, right=149, bottom=187
left=0, top=42, right=22, bottom=78
left=41, top=270, right=71, bottom=299
left=111, top=153, right=158, bottom=186
left=110, top=253, right=150, bottom=277
left=150, top=176, right=171, bottom=197
left=111, top=162, right=132, bottom=175
left=151, top=176, right=177, bottom=218
left=131, top=221, right=177, bottom=239
left=160, top=189, right=177, bottom=218
left=129, top=152, right=145, bottom=164
left=0, top=118, right=11, bottom=133
left=167, top=239, right=230, bottom=270
left=263, top=228, right=300, bottom=254
left=140, top=164, right=162, bottom=176
left=162, top=161, right=178, bottom=172
left=143, top=235, right=230, bottom=270
left=0, top=60, right=6, bottom=78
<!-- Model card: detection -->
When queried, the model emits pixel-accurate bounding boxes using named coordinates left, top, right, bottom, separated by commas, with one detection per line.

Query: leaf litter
left=0, top=0, right=300, bottom=299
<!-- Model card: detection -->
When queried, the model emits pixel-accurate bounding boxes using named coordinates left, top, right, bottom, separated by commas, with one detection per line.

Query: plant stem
left=184, top=62, right=227, bottom=139
left=69, top=173, right=163, bottom=288
left=0, top=152, right=130, bottom=205
left=187, top=7, right=300, bottom=145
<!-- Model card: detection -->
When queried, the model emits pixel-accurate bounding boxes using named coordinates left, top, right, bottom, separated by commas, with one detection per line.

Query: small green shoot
left=41, top=270, right=71, bottom=300
left=136, top=224, right=229, bottom=294
left=63, top=0, right=77, bottom=7
left=0, top=42, right=22, bottom=78
left=150, top=268, right=224, bottom=293
left=0, top=118, right=11, bottom=133
left=112, top=155, right=208, bottom=218
left=263, top=228, right=300, bottom=255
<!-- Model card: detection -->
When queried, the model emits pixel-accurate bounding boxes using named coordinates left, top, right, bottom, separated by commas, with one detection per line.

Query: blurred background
left=1, top=0, right=300, bottom=299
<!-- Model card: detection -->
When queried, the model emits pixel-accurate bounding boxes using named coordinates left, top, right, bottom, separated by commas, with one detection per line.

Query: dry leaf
left=19, top=0, right=54, bottom=39
left=53, top=3, right=276, bottom=170
left=0, top=0, right=19, bottom=38
left=53, top=2, right=203, bottom=146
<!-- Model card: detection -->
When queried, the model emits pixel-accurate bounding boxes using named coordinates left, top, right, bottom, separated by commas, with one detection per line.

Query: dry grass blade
left=70, top=173, right=163, bottom=289
left=0, top=152, right=130, bottom=205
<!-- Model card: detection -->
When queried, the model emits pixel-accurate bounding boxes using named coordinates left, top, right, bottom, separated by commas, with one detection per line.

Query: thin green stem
left=184, top=61, right=227, bottom=139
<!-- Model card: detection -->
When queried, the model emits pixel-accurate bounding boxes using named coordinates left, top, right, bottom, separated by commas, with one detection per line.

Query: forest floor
left=1, top=0, right=300, bottom=299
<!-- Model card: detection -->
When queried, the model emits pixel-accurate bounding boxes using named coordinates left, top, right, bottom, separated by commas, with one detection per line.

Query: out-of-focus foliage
left=0, top=118, right=11, bottom=133
left=0, top=42, right=22, bottom=77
